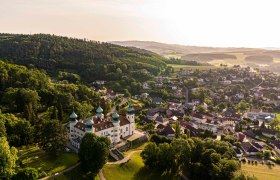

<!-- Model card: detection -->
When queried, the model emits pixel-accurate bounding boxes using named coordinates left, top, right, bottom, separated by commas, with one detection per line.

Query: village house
left=142, top=82, right=151, bottom=90
left=261, top=128, right=277, bottom=138
left=241, top=142, right=261, bottom=156
left=158, top=124, right=175, bottom=140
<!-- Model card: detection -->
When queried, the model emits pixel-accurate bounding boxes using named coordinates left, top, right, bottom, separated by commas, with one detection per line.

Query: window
left=126, top=127, right=128, bottom=131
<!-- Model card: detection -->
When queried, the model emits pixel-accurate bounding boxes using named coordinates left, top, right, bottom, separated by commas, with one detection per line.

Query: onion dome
left=112, top=112, right=119, bottom=123
left=69, top=111, right=78, bottom=120
left=127, top=102, right=135, bottom=114
left=96, top=106, right=103, bottom=114
left=112, top=112, right=119, bottom=119
left=85, top=119, right=94, bottom=131
left=86, top=119, right=94, bottom=127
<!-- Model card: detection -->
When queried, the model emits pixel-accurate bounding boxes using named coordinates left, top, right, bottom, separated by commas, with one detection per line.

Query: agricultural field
left=241, top=163, right=280, bottom=180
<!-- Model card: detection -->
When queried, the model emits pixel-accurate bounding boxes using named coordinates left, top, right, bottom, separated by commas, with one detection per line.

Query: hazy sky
left=1, top=0, right=280, bottom=47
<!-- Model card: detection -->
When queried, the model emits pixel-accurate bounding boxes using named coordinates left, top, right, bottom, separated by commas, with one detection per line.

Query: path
left=40, top=162, right=80, bottom=180
left=107, top=150, right=142, bottom=165
left=99, top=169, right=106, bottom=180
left=178, top=171, right=189, bottom=180
left=99, top=150, right=143, bottom=180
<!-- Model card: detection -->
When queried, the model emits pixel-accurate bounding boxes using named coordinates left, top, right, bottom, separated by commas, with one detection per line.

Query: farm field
left=241, top=163, right=280, bottom=180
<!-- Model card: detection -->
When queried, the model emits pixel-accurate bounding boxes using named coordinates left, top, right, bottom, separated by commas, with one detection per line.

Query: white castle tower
left=112, top=112, right=120, bottom=143
left=69, top=110, right=78, bottom=139
left=96, top=105, right=104, bottom=119
left=126, top=102, right=135, bottom=135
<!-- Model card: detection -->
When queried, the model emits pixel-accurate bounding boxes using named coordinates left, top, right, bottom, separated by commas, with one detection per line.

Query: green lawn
left=241, top=163, right=280, bottom=180
left=21, top=151, right=79, bottom=176
left=103, top=152, right=179, bottom=180
left=124, top=143, right=148, bottom=156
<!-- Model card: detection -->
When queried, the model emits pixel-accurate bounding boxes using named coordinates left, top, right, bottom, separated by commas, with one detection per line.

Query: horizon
left=1, top=0, right=280, bottom=48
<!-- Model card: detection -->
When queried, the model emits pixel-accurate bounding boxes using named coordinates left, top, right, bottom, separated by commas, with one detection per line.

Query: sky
left=1, top=0, right=280, bottom=48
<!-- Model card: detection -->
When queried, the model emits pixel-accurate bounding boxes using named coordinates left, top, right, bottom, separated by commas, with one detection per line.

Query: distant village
left=89, top=65, right=280, bottom=162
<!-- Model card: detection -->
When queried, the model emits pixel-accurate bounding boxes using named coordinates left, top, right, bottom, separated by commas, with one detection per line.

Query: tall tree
left=0, top=137, right=18, bottom=179
left=37, top=120, right=67, bottom=155
left=78, top=133, right=110, bottom=175
left=0, top=120, right=6, bottom=137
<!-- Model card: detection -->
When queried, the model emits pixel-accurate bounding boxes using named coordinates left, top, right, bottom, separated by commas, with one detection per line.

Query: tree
left=0, top=120, right=6, bottom=137
left=197, top=105, right=206, bottom=113
left=238, top=100, right=247, bottom=113
left=12, top=167, right=39, bottom=180
left=141, top=142, right=159, bottom=168
left=0, top=137, right=18, bottom=179
left=270, top=117, right=280, bottom=131
left=78, top=133, right=110, bottom=175
left=183, top=116, right=190, bottom=122
left=175, top=120, right=181, bottom=138
left=37, top=120, right=67, bottom=155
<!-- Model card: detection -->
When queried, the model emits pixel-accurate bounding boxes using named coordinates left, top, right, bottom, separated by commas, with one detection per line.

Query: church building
left=69, top=104, right=135, bottom=149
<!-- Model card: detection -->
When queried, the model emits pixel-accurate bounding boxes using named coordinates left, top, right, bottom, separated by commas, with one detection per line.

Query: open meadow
left=241, top=163, right=280, bottom=180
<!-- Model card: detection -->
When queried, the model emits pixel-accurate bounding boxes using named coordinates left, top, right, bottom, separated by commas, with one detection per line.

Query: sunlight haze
left=1, top=0, right=280, bottom=47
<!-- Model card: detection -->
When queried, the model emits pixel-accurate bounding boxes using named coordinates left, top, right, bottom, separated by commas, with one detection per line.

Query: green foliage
left=0, top=113, right=34, bottom=146
left=78, top=133, right=110, bottom=175
left=142, top=137, right=239, bottom=179
left=0, top=137, right=18, bottom=179
left=0, top=120, right=6, bottom=137
left=149, top=134, right=171, bottom=145
left=175, top=120, right=181, bottom=138
left=12, top=167, right=39, bottom=180
left=36, top=120, right=67, bottom=155
left=0, top=34, right=167, bottom=83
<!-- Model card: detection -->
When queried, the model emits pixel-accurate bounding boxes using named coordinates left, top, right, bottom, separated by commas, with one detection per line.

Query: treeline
left=141, top=137, right=257, bottom=180
left=164, top=57, right=209, bottom=66
left=0, top=33, right=167, bottom=83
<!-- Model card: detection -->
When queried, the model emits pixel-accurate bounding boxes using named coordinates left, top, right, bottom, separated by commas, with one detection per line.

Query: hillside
left=0, top=34, right=167, bottom=83
left=111, top=41, right=260, bottom=57
left=111, top=40, right=280, bottom=73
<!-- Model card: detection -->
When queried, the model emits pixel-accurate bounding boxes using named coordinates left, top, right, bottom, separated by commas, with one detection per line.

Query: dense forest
left=0, top=33, right=167, bottom=84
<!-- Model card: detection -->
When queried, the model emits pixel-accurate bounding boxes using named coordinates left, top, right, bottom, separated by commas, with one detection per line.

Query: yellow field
left=241, top=163, right=280, bottom=180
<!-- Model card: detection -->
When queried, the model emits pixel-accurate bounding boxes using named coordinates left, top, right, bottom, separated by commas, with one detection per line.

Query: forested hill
left=0, top=33, right=167, bottom=82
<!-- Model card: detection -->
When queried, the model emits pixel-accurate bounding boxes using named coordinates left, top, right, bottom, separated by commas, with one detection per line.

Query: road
left=250, top=75, right=264, bottom=91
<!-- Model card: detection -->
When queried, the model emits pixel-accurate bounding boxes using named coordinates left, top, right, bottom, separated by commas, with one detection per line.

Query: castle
left=69, top=104, right=135, bottom=149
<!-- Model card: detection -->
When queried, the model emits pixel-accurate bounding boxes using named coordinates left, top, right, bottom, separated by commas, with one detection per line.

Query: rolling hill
left=0, top=34, right=167, bottom=82
left=111, top=40, right=280, bottom=73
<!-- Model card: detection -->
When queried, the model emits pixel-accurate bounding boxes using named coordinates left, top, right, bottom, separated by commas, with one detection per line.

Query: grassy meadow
left=241, top=163, right=280, bottom=180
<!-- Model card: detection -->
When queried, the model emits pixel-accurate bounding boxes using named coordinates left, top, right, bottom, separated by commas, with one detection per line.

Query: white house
left=142, top=82, right=150, bottom=90
left=69, top=104, right=135, bottom=149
